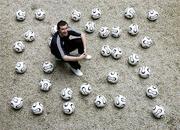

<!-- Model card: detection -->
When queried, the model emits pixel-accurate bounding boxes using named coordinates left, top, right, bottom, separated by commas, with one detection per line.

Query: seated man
left=50, top=20, right=91, bottom=76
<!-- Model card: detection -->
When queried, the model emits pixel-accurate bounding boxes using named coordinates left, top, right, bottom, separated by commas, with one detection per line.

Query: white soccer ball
left=35, top=8, right=45, bottom=20
left=111, top=47, right=122, bottom=59
left=60, top=88, right=73, bottom=100
left=101, top=45, right=111, bottom=57
left=10, top=97, right=23, bottom=109
left=141, top=36, right=153, bottom=49
left=80, top=83, right=92, bottom=95
left=152, top=105, right=165, bottom=119
left=24, top=30, right=35, bottom=42
left=15, top=62, right=27, bottom=74
left=128, top=53, right=139, bottom=66
left=114, top=95, right=126, bottom=108
left=91, top=8, right=101, bottom=20
left=85, top=21, right=95, bottom=33
left=99, top=27, right=110, bottom=38
left=42, top=61, right=54, bottom=73
left=39, top=79, right=52, bottom=92
left=147, top=9, right=159, bottom=21
left=128, top=24, right=139, bottom=36
left=94, top=95, right=107, bottom=108
left=51, top=25, right=57, bottom=35
left=31, top=102, right=44, bottom=115
left=124, top=7, right=135, bottom=19
left=111, top=26, right=121, bottom=38
left=16, top=10, right=26, bottom=21
left=13, top=41, right=25, bottom=53
left=63, top=101, right=75, bottom=115
left=139, top=66, right=150, bottom=79
left=146, top=85, right=159, bottom=98
left=107, top=71, right=119, bottom=84
left=71, top=10, right=81, bottom=21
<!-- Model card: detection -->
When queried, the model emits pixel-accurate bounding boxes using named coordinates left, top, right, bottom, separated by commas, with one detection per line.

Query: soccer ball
left=107, top=71, right=119, bottom=84
left=39, top=79, right=52, bottom=92
left=31, top=102, right=44, bottom=115
left=13, top=41, right=25, bottom=53
left=152, top=105, right=165, bottom=119
left=63, top=101, right=75, bottom=115
left=146, top=85, right=159, bottom=98
left=35, top=8, right=45, bottom=20
left=101, top=45, right=111, bottom=57
left=51, top=25, right=57, bottom=35
left=99, top=27, right=110, bottom=38
left=71, top=10, right=81, bottom=21
left=147, top=9, right=159, bottom=21
left=15, top=62, right=27, bottom=74
left=80, top=83, right=92, bottom=95
left=16, top=10, right=26, bottom=21
left=128, top=24, right=139, bottom=36
left=85, top=21, right=95, bottom=33
left=114, top=95, right=126, bottom=108
left=111, top=47, right=122, bottom=59
left=94, top=95, right=107, bottom=108
left=10, top=97, right=23, bottom=109
left=139, top=66, right=150, bottom=79
left=60, top=88, right=73, bottom=100
left=24, top=30, right=35, bottom=42
left=141, top=36, right=153, bottom=49
left=128, top=53, right=139, bottom=66
left=91, top=8, right=101, bottom=20
left=124, top=7, right=135, bottom=19
left=42, top=61, right=54, bottom=73
left=111, top=26, right=121, bottom=38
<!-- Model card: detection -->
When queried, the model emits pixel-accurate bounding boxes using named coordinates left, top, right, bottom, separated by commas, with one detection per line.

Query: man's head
left=57, top=20, right=68, bottom=37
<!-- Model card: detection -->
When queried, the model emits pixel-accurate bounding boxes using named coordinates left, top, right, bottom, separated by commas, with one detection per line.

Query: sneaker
left=70, top=67, right=83, bottom=76
left=85, top=54, right=92, bottom=60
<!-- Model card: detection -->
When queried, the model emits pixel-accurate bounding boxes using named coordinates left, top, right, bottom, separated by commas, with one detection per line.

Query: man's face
left=59, top=24, right=68, bottom=37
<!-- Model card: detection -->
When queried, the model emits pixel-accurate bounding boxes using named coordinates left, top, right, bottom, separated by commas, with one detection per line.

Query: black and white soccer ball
left=111, top=47, right=122, bottom=59
left=15, top=62, right=27, bottom=74
left=63, top=101, right=75, bottom=115
left=31, top=102, right=44, bottom=115
left=99, top=27, right=110, bottom=38
left=80, top=83, right=92, bottom=95
left=114, top=95, right=126, bottom=108
left=85, top=21, right=95, bottom=33
left=141, top=36, right=153, bottom=49
left=111, top=26, right=121, bottom=38
left=107, top=71, right=119, bottom=84
left=91, top=8, right=101, bottom=20
left=42, top=61, right=54, bottom=73
left=51, top=25, right=57, bottom=35
left=13, top=41, right=25, bottom=53
left=152, top=105, right=165, bottom=119
left=71, top=10, right=81, bottom=21
left=94, top=95, right=107, bottom=108
left=146, top=85, right=159, bottom=98
left=10, top=97, right=23, bottom=109
left=16, top=10, right=26, bottom=21
left=24, top=30, right=35, bottom=42
left=39, top=79, right=52, bottom=92
left=128, top=24, right=139, bottom=36
left=128, top=53, right=139, bottom=66
left=147, top=9, right=159, bottom=21
left=35, top=8, right=45, bottom=20
left=139, top=66, right=150, bottom=79
left=124, top=7, right=135, bottom=19
left=60, top=88, right=73, bottom=100
left=101, top=45, right=111, bottom=57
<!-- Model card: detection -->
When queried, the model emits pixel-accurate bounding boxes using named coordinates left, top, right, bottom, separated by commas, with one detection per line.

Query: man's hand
left=79, top=53, right=87, bottom=60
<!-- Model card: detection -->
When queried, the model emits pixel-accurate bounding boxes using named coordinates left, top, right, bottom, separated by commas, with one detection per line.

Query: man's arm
left=62, top=53, right=87, bottom=61
left=81, top=32, right=87, bottom=53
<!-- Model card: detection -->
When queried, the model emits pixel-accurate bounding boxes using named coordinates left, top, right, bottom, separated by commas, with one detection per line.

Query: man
left=50, top=20, right=92, bottom=76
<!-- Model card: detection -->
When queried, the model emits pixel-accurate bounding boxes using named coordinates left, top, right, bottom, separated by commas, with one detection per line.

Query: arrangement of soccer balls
left=12, top=7, right=165, bottom=119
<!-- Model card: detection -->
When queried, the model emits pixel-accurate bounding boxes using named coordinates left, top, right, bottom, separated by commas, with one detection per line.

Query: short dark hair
left=57, top=20, right=68, bottom=30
